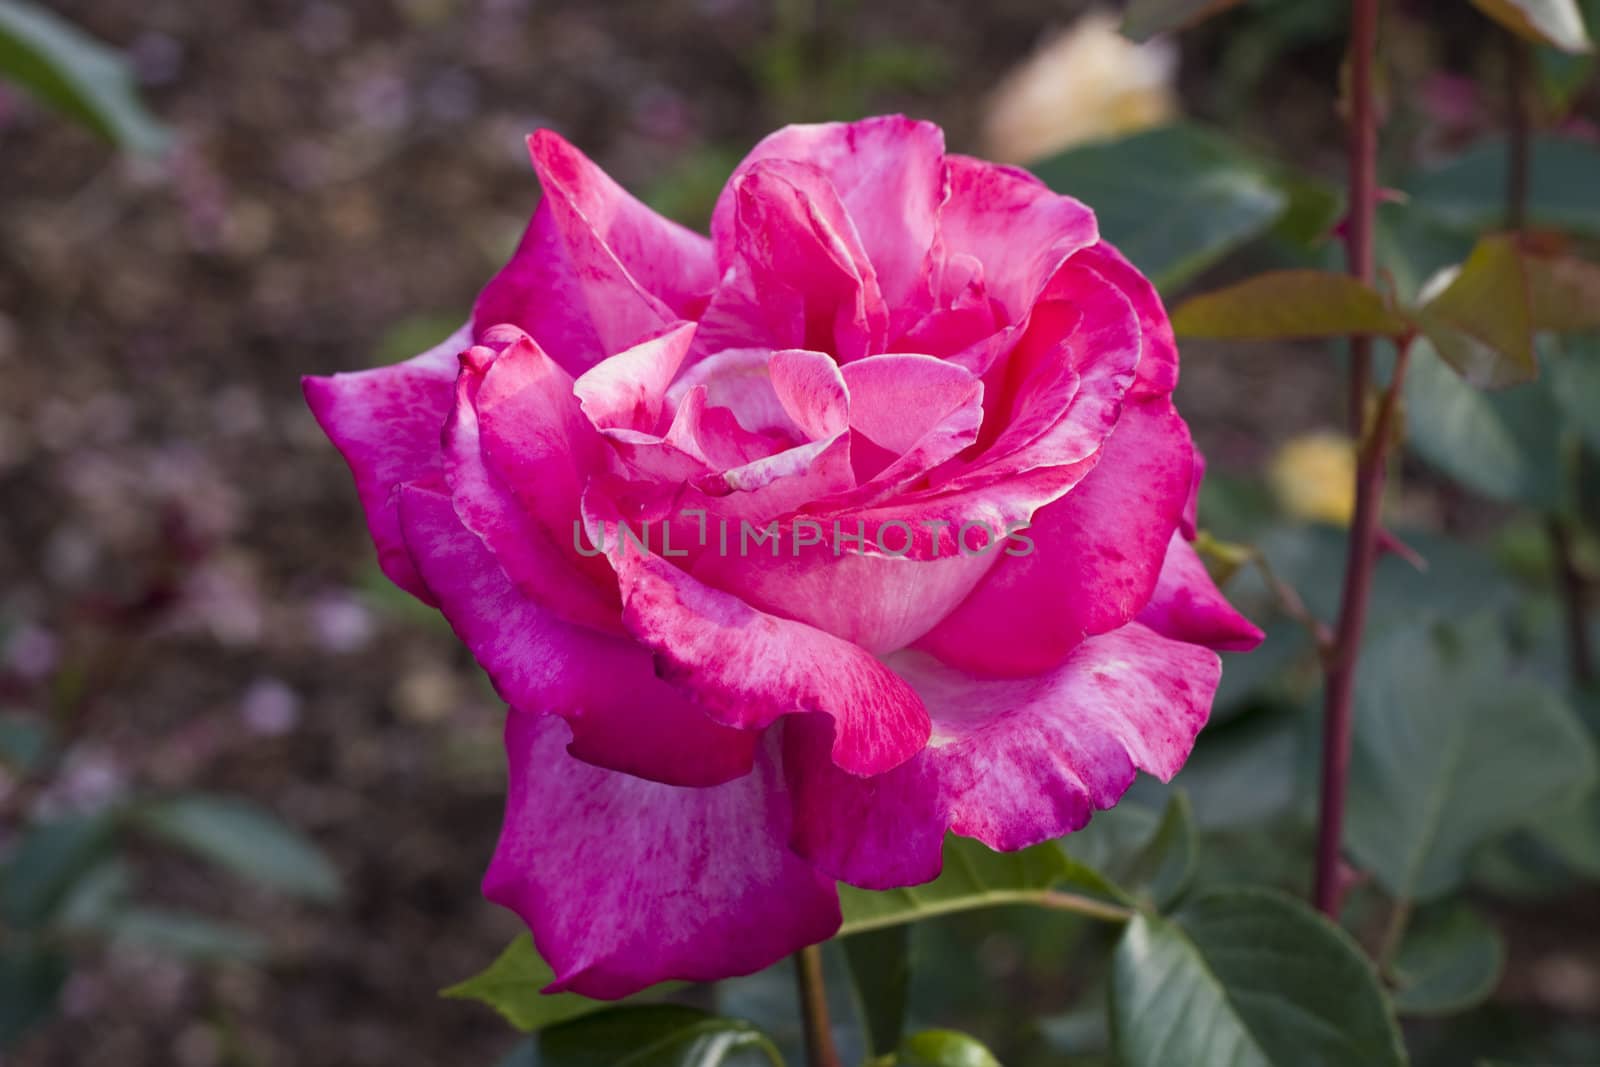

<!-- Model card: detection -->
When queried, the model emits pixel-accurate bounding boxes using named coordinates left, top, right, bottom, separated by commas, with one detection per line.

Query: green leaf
left=1402, top=336, right=1570, bottom=511
left=456, top=836, right=1132, bottom=1040
left=1532, top=785, right=1600, bottom=878
left=1030, top=124, right=1288, bottom=292
left=1120, top=0, right=1244, bottom=40
left=1346, top=617, right=1599, bottom=900
left=442, top=935, right=679, bottom=1034
left=1271, top=174, right=1344, bottom=249
left=1110, top=888, right=1407, bottom=1067
left=537, top=1006, right=782, bottom=1067
left=894, top=1029, right=1002, bottom=1067
left=1063, top=792, right=1196, bottom=909
left=1545, top=335, right=1600, bottom=449
left=1390, top=902, right=1506, bottom=1017
left=1418, top=236, right=1537, bottom=388
left=1171, top=271, right=1409, bottom=340
left=99, top=909, right=269, bottom=962
left=0, top=939, right=68, bottom=1048
left=54, top=856, right=132, bottom=930
left=1472, top=0, right=1594, bottom=52
left=838, top=835, right=1127, bottom=936
left=0, top=0, right=169, bottom=154
left=0, top=812, right=118, bottom=927
left=132, top=793, right=341, bottom=902
left=1407, top=136, right=1600, bottom=236
left=842, top=926, right=908, bottom=1058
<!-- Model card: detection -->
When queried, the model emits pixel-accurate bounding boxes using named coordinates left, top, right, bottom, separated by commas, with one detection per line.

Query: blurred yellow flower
left=1270, top=432, right=1357, bottom=525
left=980, top=10, right=1179, bottom=166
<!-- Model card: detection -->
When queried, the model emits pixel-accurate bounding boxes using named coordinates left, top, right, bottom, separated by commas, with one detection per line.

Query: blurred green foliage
left=0, top=0, right=168, bottom=154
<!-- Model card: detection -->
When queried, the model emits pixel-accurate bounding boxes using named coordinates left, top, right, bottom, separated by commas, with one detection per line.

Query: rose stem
left=794, top=944, right=842, bottom=1067
left=1504, top=30, right=1597, bottom=687
left=1312, top=0, right=1392, bottom=918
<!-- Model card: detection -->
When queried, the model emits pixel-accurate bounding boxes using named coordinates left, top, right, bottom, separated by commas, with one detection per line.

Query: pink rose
left=304, top=116, right=1261, bottom=998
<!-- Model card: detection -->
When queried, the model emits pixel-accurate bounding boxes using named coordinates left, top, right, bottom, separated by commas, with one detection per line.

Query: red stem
left=1313, top=0, right=1386, bottom=918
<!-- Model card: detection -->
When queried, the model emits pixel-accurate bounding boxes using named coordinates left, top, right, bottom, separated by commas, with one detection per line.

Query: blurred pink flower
left=305, top=116, right=1259, bottom=996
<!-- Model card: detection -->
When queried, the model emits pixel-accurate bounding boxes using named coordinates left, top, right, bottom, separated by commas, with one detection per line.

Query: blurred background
left=1, top=1, right=1598, bottom=1064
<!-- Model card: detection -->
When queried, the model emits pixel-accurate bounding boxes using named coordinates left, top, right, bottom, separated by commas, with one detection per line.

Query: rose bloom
left=305, top=116, right=1261, bottom=998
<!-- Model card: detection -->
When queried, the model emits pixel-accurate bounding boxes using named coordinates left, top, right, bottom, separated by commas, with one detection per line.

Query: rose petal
left=1071, top=241, right=1179, bottom=399
left=792, top=261, right=1141, bottom=563
left=917, top=398, right=1193, bottom=675
left=769, top=348, right=851, bottom=440
left=302, top=324, right=469, bottom=604
left=695, top=159, right=887, bottom=364
left=475, top=132, right=715, bottom=372
left=938, top=155, right=1098, bottom=322
left=486, top=714, right=839, bottom=999
left=712, top=115, right=946, bottom=329
left=787, top=622, right=1218, bottom=888
left=444, top=329, right=620, bottom=631
left=573, top=321, right=696, bottom=434
left=1137, top=534, right=1264, bottom=652
left=841, top=353, right=984, bottom=480
left=398, top=484, right=755, bottom=785
left=667, top=347, right=806, bottom=441
left=942, top=260, right=1139, bottom=489
left=665, top=385, right=788, bottom=470
left=586, top=490, right=931, bottom=776
left=692, top=540, right=1000, bottom=656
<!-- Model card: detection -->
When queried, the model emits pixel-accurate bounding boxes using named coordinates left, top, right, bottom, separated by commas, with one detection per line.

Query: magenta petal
left=693, top=545, right=999, bottom=657
left=444, top=329, right=620, bottom=631
left=302, top=324, right=469, bottom=604
left=695, top=159, right=888, bottom=363
left=1137, top=534, right=1264, bottom=652
left=588, top=496, right=932, bottom=776
left=397, top=484, right=756, bottom=786
left=841, top=353, right=983, bottom=459
left=787, top=623, right=1219, bottom=889
left=1070, top=241, right=1179, bottom=399
left=487, top=714, right=840, bottom=999
left=939, top=155, right=1098, bottom=322
left=712, top=116, right=946, bottom=327
left=769, top=348, right=851, bottom=440
left=713, top=433, right=857, bottom=519
left=476, top=132, right=715, bottom=372
left=937, top=262, right=1140, bottom=500
left=1181, top=448, right=1206, bottom=541
left=573, top=321, right=696, bottom=434
left=473, top=202, right=606, bottom=377
left=917, top=398, right=1194, bottom=676
left=665, top=385, right=788, bottom=470
left=668, top=346, right=806, bottom=441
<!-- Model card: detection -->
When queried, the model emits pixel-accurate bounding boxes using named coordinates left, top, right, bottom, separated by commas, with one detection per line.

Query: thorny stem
left=1342, top=0, right=1379, bottom=440
left=1254, top=550, right=1335, bottom=653
left=1313, top=0, right=1388, bottom=919
left=794, top=944, right=842, bottom=1067
left=1316, top=337, right=1412, bottom=918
